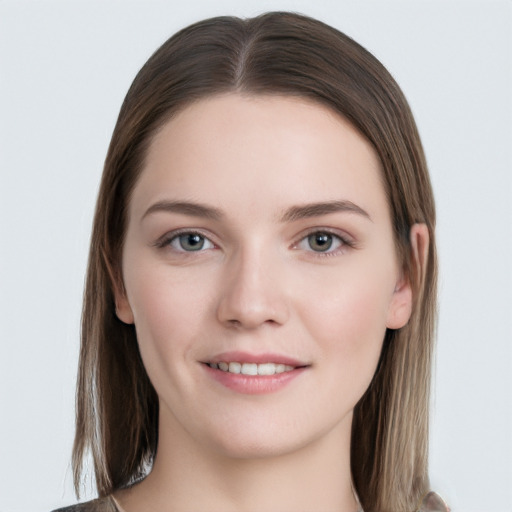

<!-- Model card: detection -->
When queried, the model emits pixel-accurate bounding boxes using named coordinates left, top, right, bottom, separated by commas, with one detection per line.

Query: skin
left=114, top=94, right=426, bottom=512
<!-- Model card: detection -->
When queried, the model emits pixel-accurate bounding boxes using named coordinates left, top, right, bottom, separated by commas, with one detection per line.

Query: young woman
left=55, top=11, right=449, bottom=512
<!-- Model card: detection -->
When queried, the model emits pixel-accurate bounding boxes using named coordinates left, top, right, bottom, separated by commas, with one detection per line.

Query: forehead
left=132, top=93, right=387, bottom=222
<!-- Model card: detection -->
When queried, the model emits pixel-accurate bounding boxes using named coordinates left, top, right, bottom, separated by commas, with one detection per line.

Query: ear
left=386, top=223, right=429, bottom=329
left=113, top=281, right=135, bottom=325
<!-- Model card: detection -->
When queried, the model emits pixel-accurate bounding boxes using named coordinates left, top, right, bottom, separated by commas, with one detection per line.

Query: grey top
left=51, top=496, right=363, bottom=512
left=52, top=491, right=449, bottom=512
left=52, top=496, right=363, bottom=512
left=52, top=497, right=118, bottom=512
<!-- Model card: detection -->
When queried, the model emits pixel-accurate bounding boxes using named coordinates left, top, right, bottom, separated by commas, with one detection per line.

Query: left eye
left=297, top=231, right=344, bottom=253
left=169, top=232, right=215, bottom=252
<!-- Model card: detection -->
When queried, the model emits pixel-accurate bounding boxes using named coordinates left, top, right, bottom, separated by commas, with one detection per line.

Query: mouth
left=202, top=352, right=309, bottom=394
left=208, top=361, right=297, bottom=376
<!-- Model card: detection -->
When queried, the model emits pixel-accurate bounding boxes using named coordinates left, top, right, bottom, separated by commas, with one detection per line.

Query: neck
left=116, top=408, right=359, bottom=512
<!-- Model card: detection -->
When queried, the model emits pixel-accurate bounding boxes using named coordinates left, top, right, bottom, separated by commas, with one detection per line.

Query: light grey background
left=1, top=1, right=510, bottom=511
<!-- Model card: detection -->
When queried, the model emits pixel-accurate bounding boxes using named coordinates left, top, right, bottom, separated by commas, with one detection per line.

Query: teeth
left=275, top=364, right=285, bottom=374
left=229, top=362, right=241, bottom=374
left=210, top=362, right=295, bottom=375
left=258, top=363, right=274, bottom=375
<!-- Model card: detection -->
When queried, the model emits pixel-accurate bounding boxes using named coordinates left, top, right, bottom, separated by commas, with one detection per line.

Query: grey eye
left=171, top=233, right=214, bottom=252
left=307, top=232, right=335, bottom=252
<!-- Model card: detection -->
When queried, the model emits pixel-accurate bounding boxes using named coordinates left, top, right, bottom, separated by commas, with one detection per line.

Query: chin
left=199, top=412, right=350, bottom=462
left=210, top=433, right=308, bottom=461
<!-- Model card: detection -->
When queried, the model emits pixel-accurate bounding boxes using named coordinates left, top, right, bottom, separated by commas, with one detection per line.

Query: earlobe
left=386, top=274, right=413, bottom=330
left=386, top=223, right=430, bottom=330
left=114, top=284, right=135, bottom=325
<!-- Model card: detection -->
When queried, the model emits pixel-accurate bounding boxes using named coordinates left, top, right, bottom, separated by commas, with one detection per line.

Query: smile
left=208, top=362, right=295, bottom=375
left=203, top=353, right=308, bottom=394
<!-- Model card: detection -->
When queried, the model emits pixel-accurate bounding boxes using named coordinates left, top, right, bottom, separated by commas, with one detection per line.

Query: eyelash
left=293, top=229, right=354, bottom=258
left=154, top=229, right=215, bottom=252
left=154, top=228, right=354, bottom=257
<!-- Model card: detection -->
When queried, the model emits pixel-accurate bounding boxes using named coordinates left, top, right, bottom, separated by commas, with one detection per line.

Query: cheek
left=305, top=283, right=389, bottom=354
left=301, top=255, right=394, bottom=332
left=298, top=263, right=395, bottom=388
left=124, top=260, right=214, bottom=374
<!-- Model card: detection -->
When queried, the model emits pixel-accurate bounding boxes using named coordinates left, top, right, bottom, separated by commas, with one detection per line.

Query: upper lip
left=204, top=351, right=308, bottom=367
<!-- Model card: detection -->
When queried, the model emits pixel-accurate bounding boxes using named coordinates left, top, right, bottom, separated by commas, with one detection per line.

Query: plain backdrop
left=0, top=1, right=510, bottom=511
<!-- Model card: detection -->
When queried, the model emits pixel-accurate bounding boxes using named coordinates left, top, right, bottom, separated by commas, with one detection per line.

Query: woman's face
left=117, top=94, right=412, bottom=458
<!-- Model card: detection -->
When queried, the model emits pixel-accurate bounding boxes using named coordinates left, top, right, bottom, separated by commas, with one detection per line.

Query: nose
left=216, top=247, right=289, bottom=330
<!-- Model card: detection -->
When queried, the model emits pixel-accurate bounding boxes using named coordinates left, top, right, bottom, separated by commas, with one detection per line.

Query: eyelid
left=292, top=228, right=355, bottom=255
left=153, top=226, right=355, bottom=255
left=153, top=228, right=217, bottom=251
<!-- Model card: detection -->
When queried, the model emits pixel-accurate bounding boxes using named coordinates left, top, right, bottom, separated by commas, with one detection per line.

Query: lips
left=202, top=352, right=308, bottom=394
left=209, top=361, right=295, bottom=375
left=206, top=351, right=306, bottom=367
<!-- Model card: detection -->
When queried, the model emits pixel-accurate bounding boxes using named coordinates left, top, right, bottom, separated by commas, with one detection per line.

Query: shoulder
left=52, top=496, right=118, bottom=512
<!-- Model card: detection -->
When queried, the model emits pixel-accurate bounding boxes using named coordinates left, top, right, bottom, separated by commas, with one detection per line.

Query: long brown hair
left=73, top=12, right=437, bottom=512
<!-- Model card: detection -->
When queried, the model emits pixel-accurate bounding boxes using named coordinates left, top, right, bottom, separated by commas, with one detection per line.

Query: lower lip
left=203, top=364, right=307, bottom=394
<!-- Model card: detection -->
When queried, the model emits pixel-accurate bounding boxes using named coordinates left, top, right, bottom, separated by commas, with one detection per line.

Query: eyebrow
left=142, top=199, right=371, bottom=223
left=280, top=200, right=371, bottom=222
left=142, top=200, right=224, bottom=221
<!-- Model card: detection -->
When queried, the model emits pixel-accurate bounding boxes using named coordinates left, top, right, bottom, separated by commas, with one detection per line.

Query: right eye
left=167, top=232, right=215, bottom=252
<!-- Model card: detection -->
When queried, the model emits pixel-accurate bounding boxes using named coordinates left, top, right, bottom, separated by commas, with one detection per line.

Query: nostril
left=226, top=318, right=279, bottom=328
